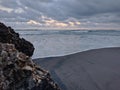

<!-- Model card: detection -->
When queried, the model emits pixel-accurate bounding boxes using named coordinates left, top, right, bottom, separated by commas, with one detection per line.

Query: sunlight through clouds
left=27, top=20, right=42, bottom=25
left=40, top=16, right=81, bottom=28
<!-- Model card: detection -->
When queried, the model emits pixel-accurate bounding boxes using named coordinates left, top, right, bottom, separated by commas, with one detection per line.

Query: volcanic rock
left=0, top=43, right=60, bottom=90
left=0, top=22, right=60, bottom=90
left=0, top=22, right=34, bottom=56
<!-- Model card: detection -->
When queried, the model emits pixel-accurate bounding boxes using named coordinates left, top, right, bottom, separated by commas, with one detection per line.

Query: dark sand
left=34, top=47, right=120, bottom=90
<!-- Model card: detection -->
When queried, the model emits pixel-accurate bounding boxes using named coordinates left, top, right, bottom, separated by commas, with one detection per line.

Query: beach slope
left=34, top=47, right=120, bottom=90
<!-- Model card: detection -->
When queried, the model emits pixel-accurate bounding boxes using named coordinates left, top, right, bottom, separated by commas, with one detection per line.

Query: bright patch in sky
left=26, top=16, right=81, bottom=28
left=0, top=5, right=13, bottom=13
left=27, top=20, right=41, bottom=25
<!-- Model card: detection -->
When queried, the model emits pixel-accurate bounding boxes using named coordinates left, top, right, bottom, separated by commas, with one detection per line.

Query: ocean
left=15, top=30, right=120, bottom=59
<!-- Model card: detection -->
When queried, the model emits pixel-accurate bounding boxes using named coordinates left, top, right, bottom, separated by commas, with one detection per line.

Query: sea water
left=15, top=30, right=120, bottom=59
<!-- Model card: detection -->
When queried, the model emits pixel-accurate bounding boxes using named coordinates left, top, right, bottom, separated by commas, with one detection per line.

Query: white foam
left=16, top=30, right=120, bottom=59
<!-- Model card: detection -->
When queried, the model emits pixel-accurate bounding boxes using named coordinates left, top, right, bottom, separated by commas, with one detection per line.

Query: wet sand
left=34, top=47, right=120, bottom=90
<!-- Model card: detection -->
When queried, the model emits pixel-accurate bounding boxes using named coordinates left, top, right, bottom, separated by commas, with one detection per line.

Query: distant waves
left=15, top=30, right=120, bottom=58
left=16, top=30, right=120, bottom=36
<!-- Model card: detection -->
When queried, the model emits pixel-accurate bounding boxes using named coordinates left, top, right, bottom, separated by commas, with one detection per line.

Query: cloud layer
left=0, top=0, right=120, bottom=29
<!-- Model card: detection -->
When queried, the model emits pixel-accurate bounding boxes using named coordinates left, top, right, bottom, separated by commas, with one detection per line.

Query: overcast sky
left=0, top=0, right=120, bottom=30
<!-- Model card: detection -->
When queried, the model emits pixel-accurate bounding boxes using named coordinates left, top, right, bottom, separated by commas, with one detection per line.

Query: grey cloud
left=54, top=0, right=120, bottom=18
left=36, top=0, right=54, bottom=3
left=0, top=0, right=120, bottom=28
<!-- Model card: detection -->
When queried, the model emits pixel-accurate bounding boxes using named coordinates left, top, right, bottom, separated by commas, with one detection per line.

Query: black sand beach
left=34, top=47, right=120, bottom=90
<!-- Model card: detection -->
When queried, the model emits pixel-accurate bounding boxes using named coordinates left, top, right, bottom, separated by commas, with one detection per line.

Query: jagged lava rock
left=0, top=22, right=34, bottom=56
left=0, top=22, right=61, bottom=90
left=0, top=43, right=60, bottom=90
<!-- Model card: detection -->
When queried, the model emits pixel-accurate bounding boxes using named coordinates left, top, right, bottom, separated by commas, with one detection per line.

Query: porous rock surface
left=0, top=23, right=61, bottom=90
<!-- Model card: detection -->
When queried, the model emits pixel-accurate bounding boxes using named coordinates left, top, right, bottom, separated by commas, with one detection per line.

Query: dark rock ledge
left=0, top=22, right=61, bottom=90
left=0, top=22, right=34, bottom=57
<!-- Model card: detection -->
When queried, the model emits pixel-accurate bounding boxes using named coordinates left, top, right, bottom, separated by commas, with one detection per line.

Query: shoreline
left=33, top=47, right=120, bottom=59
left=34, top=47, right=120, bottom=90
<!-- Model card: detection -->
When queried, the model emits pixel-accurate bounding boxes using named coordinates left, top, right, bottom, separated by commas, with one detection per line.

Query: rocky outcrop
left=0, top=43, right=60, bottom=90
left=0, top=23, right=34, bottom=57
left=0, top=23, right=61, bottom=90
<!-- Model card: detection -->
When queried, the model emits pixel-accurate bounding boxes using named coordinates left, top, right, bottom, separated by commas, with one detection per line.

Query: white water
left=16, top=30, right=120, bottom=58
